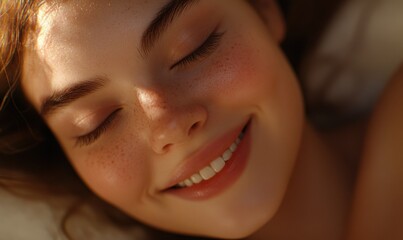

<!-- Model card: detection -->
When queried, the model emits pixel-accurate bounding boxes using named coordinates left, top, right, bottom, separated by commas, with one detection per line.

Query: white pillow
left=0, top=189, right=148, bottom=240
left=302, top=0, right=403, bottom=122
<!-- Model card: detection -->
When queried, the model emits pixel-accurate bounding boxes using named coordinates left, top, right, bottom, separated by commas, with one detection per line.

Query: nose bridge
left=137, top=89, right=173, bottom=121
left=136, top=88, right=207, bottom=154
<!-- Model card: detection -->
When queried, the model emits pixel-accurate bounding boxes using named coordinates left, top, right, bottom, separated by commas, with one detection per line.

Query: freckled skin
left=22, top=0, right=305, bottom=238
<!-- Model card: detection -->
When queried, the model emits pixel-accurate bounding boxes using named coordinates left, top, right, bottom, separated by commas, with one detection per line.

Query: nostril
left=189, top=122, right=200, bottom=136
left=191, top=122, right=199, bottom=130
left=162, top=143, right=172, bottom=153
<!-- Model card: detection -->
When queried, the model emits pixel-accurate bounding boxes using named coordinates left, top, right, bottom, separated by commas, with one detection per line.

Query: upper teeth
left=176, top=132, right=243, bottom=188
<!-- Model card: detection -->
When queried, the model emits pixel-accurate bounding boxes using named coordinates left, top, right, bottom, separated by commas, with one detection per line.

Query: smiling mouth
left=172, top=125, right=247, bottom=189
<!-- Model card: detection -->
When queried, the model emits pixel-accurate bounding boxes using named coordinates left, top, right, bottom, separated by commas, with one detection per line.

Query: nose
left=137, top=90, right=208, bottom=154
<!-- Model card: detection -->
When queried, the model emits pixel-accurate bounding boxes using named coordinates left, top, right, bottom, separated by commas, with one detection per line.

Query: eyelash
left=170, top=30, right=225, bottom=69
left=75, top=108, right=122, bottom=147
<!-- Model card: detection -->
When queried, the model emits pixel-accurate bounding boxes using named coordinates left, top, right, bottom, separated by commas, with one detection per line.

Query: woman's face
left=22, top=0, right=304, bottom=238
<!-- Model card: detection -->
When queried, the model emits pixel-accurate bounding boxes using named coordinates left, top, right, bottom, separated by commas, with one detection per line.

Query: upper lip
left=163, top=119, right=249, bottom=190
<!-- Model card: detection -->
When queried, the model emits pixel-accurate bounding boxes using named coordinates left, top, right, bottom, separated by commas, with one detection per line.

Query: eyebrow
left=140, top=0, right=200, bottom=56
left=40, top=78, right=106, bottom=117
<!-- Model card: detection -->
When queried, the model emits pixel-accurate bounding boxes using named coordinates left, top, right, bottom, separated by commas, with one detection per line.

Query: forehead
left=23, top=0, right=166, bottom=105
left=34, top=0, right=160, bottom=51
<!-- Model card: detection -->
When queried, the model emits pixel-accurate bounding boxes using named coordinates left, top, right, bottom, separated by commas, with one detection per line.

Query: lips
left=164, top=119, right=252, bottom=200
left=174, top=131, right=243, bottom=188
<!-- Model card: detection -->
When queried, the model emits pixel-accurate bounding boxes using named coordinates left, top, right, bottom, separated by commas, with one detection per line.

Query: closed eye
left=170, top=29, right=225, bottom=70
left=75, top=108, right=122, bottom=147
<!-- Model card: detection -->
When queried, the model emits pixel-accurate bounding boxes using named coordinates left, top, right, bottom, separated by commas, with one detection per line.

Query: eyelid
left=170, top=28, right=225, bottom=70
left=75, top=108, right=122, bottom=147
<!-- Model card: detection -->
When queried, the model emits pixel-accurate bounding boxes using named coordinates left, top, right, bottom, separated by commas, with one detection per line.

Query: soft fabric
left=302, top=0, right=403, bottom=125
left=0, top=189, right=148, bottom=240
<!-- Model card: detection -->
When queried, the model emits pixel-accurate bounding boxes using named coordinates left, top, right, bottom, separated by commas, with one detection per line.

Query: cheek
left=198, top=38, right=281, bottom=107
left=70, top=135, right=149, bottom=206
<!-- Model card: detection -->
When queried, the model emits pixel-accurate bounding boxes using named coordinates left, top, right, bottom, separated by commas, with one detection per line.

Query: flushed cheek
left=200, top=39, right=279, bottom=106
left=70, top=138, right=149, bottom=207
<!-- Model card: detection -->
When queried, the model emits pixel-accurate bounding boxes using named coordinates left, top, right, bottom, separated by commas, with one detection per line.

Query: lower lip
left=165, top=120, right=252, bottom=200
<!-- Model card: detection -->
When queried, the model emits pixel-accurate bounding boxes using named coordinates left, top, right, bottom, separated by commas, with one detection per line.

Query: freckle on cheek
left=84, top=137, right=146, bottom=186
left=203, top=41, right=258, bottom=98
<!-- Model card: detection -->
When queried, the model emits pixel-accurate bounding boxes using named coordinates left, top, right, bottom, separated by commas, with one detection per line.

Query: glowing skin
left=347, top=65, right=403, bottom=240
left=22, top=0, right=304, bottom=238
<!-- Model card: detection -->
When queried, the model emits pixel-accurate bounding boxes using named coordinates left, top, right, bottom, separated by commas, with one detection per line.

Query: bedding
left=0, top=189, right=147, bottom=240
left=301, top=0, right=403, bottom=125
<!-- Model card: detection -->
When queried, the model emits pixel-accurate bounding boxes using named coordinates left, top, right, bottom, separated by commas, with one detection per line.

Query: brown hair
left=1, top=1, right=43, bottom=154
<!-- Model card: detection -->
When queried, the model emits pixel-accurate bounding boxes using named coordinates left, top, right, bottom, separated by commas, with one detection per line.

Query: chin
left=201, top=210, right=273, bottom=239
left=197, top=185, right=281, bottom=239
